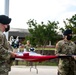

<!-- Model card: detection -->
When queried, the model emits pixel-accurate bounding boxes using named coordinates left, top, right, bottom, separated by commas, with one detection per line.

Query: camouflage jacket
left=55, top=40, right=76, bottom=55
left=55, top=40, right=76, bottom=74
left=25, top=44, right=31, bottom=51
left=0, top=31, right=13, bottom=73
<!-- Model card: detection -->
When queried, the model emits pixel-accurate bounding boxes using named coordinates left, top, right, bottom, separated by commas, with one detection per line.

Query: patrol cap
left=63, top=29, right=72, bottom=35
left=0, top=15, right=11, bottom=25
left=30, top=48, right=35, bottom=51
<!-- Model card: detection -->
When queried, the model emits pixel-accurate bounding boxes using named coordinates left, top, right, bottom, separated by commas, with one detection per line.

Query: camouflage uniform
left=0, top=30, right=13, bottom=75
left=73, top=43, right=76, bottom=75
left=55, top=40, right=76, bottom=75
left=25, top=44, right=31, bottom=51
left=25, top=44, right=31, bottom=66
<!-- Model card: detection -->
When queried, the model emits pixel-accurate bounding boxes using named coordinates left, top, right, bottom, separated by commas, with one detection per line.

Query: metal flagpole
left=4, top=0, right=9, bottom=40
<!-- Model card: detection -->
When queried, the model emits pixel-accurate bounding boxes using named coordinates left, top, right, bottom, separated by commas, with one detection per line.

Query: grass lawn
left=36, top=47, right=56, bottom=50
left=13, top=60, right=58, bottom=66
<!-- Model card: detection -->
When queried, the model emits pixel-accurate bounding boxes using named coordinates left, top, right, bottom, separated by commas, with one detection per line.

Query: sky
left=0, top=0, right=76, bottom=29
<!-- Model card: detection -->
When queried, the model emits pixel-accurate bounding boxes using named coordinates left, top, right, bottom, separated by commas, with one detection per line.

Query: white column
left=49, top=41, right=51, bottom=46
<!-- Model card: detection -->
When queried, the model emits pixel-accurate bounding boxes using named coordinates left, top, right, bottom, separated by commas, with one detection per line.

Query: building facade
left=9, top=28, right=30, bottom=42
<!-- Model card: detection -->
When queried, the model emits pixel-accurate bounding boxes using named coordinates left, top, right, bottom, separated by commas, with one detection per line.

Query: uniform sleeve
left=7, top=42, right=13, bottom=52
left=24, top=44, right=26, bottom=48
left=74, top=44, right=76, bottom=55
left=0, top=34, right=11, bottom=59
left=55, top=41, right=61, bottom=55
left=73, top=44, right=76, bottom=60
left=55, top=41, right=64, bottom=56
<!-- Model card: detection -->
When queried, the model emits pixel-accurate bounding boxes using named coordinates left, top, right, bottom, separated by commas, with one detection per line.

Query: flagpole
left=4, top=0, right=9, bottom=41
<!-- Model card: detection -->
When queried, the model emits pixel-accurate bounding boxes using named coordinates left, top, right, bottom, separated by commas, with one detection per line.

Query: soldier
left=55, top=29, right=76, bottom=75
left=25, top=40, right=32, bottom=51
left=24, top=40, right=32, bottom=66
left=0, top=15, right=16, bottom=75
left=72, top=42, right=76, bottom=75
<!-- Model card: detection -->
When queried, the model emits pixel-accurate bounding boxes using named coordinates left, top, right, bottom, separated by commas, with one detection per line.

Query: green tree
left=26, top=19, right=59, bottom=47
left=66, top=14, right=76, bottom=41
left=59, top=14, right=76, bottom=42
left=66, top=14, right=76, bottom=34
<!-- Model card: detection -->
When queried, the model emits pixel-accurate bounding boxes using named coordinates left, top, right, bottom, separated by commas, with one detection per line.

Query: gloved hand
left=72, top=55, right=76, bottom=60
left=11, top=52, right=17, bottom=58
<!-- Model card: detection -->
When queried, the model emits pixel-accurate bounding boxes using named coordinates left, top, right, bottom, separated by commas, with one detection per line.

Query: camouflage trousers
left=58, top=71, right=74, bottom=75
left=58, top=58, right=75, bottom=75
left=74, top=62, right=76, bottom=75
left=58, top=65, right=74, bottom=75
left=0, top=72, right=8, bottom=75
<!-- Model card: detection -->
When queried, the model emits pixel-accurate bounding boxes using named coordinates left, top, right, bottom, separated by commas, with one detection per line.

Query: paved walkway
left=9, top=66, right=58, bottom=75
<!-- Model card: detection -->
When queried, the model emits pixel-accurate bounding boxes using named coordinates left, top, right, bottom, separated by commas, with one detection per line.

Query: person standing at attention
left=25, top=40, right=31, bottom=51
left=24, top=40, right=32, bottom=66
left=0, top=15, right=16, bottom=75
left=55, top=29, right=76, bottom=75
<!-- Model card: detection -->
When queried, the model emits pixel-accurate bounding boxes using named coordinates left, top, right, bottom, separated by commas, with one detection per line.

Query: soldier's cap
left=63, top=29, right=72, bottom=35
left=0, top=15, right=11, bottom=25
left=30, top=48, right=34, bottom=51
